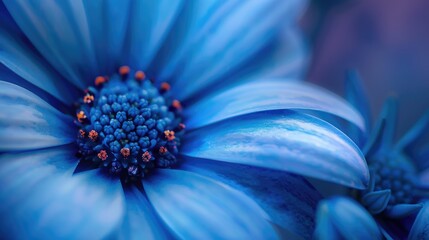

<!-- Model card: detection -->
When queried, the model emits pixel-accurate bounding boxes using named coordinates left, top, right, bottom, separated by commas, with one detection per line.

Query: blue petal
left=83, top=0, right=131, bottom=74
left=416, top=145, right=429, bottom=171
left=0, top=81, right=75, bottom=151
left=0, top=1, right=19, bottom=31
left=229, top=28, right=308, bottom=81
left=419, top=168, right=429, bottom=188
left=165, top=0, right=306, bottom=100
left=386, top=203, right=423, bottom=218
left=361, top=190, right=391, bottom=214
left=180, top=157, right=322, bottom=239
left=0, top=148, right=125, bottom=239
left=345, top=70, right=371, bottom=147
left=314, top=197, right=382, bottom=240
left=345, top=70, right=371, bottom=130
left=113, top=186, right=171, bottom=240
left=182, top=111, right=369, bottom=189
left=185, top=80, right=365, bottom=131
left=154, top=0, right=238, bottom=81
left=0, top=19, right=78, bottom=104
left=143, top=169, right=278, bottom=239
left=124, top=0, right=183, bottom=70
left=156, top=3, right=307, bottom=87
left=409, top=202, right=429, bottom=240
left=0, top=146, right=77, bottom=212
left=364, top=98, right=398, bottom=157
left=4, top=0, right=97, bottom=88
left=396, top=111, right=429, bottom=153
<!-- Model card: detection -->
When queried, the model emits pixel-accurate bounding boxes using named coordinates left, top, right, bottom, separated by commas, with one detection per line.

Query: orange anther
left=77, top=111, right=87, bottom=122
left=160, top=82, right=171, bottom=92
left=178, top=123, right=186, bottom=130
left=142, top=151, right=152, bottom=162
left=83, top=94, right=94, bottom=104
left=159, top=146, right=168, bottom=154
left=164, top=130, right=175, bottom=141
left=88, top=130, right=98, bottom=141
left=95, top=76, right=106, bottom=86
left=119, top=66, right=130, bottom=76
left=79, top=129, right=86, bottom=137
left=135, top=71, right=146, bottom=81
left=97, top=150, right=108, bottom=161
left=172, top=100, right=182, bottom=110
left=121, top=147, right=130, bottom=158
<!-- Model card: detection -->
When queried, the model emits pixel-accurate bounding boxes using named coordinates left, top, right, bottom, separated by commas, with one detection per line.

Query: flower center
left=369, top=156, right=416, bottom=206
left=75, top=66, right=184, bottom=180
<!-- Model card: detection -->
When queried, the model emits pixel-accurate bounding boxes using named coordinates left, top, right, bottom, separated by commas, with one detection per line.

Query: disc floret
left=75, top=66, right=184, bottom=180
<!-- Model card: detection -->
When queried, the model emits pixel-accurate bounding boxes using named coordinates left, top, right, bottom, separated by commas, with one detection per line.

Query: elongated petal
left=409, top=202, right=429, bottom=240
left=143, top=169, right=278, bottom=239
left=124, top=0, right=183, bottom=70
left=4, top=0, right=97, bottom=88
left=154, top=0, right=237, bottom=81
left=0, top=81, right=74, bottom=151
left=0, top=26, right=78, bottom=104
left=182, top=111, right=369, bottom=189
left=418, top=168, right=429, bottom=191
left=185, top=80, right=365, bottom=131
left=361, top=190, right=391, bottom=214
left=396, top=111, right=429, bottom=154
left=113, top=186, right=171, bottom=240
left=386, top=203, right=423, bottom=218
left=231, top=28, right=308, bottom=81
left=345, top=70, right=371, bottom=147
left=0, top=147, right=125, bottom=239
left=157, top=3, right=307, bottom=89
left=416, top=145, right=429, bottom=171
left=180, top=157, right=321, bottom=239
left=345, top=70, right=371, bottom=130
left=364, top=98, right=398, bottom=157
left=166, top=0, right=306, bottom=100
left=314, top=197, right=381, bottom=240
left=83, top=0, right=131, bottom=74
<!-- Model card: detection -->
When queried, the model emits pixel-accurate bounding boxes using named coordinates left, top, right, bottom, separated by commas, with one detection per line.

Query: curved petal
left=364, top=98, right=398, bottom=157
left=416, top=145, right=429, bottom=171
left=345, top=70, right=371, bottom=130
left=113, top=186, right=171, bottom=240
left=183, top=28, right=309, bottom=103
left=123, top=0, right=183, bottom=71
left=396, top=111, right=429, bottom=155
left=0, top=147, right=125, bottom=239
left=386, top=203, right=423, bottom=219
left=0, top=22, right=79, bottom=104
left=153, top=0, right=238, bottom=81
left=143, top=169, right=278, bottom=239
left=185, top=80, right=365, bottom=131
left=230, top=28, right=308, bottom=81
left=180, top=157, right=322, bottom=239
left=314, top=197, right=381, bottom=240
left=345, top=70, right=371, bottom=147
left=164, top=0, right=306, bottom=100
left=182, top=111, right=369, bottom=189
left=0, top=81, right=75, bottom=151
left=83, top=0, right=131, bottom=74
left=361, top=190, right=391, bottom=214
left=409, top=202, right=429, bottom=240
left=420, top=168, right=429, bottom=188
left=4, top=0, right=97, bottom=88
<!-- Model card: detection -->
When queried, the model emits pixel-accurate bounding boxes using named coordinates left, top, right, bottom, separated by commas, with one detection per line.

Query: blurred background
left=301, top=0, right=429, bottom=138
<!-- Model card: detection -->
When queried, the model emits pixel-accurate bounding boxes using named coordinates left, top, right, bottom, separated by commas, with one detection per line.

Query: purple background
left=302, top=0, right=429, bottom=137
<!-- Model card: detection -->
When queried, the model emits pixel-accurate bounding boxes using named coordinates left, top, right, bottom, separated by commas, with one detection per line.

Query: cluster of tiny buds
left=75, top=65, right=185, bottom=180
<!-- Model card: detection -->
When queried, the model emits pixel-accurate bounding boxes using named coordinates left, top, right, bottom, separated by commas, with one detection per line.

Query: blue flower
left=314, top=71, right=429, bottom=239
left=0, top=1, right=369, bottom=239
